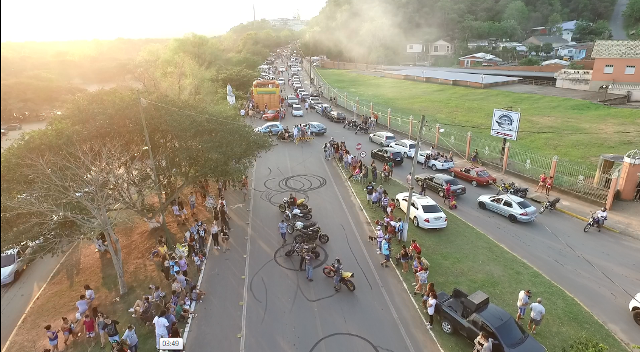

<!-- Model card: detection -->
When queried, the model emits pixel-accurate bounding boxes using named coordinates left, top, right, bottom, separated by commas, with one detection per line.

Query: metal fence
left=311, top=67, right=609, bottom=202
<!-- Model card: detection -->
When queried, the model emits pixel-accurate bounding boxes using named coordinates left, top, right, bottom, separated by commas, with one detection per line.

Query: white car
left=416, top=151, right=455, bottom=170
left=277, top=78, right=285, bottom=85
left=292, top=105, right=304, bottom=117
left=630, top=292, right=640, bottom=326
left=1, top=247, right=28, bottom=285
left=477, top=194, right=538, bottom=223
left=395, top=192, right=448, bottom=229
left=389, top=139, right=417, bottom=158
left=369, top=131, right=396, bottom=146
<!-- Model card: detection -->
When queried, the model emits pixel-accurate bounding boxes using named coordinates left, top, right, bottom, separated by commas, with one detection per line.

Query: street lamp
left=401, top=115, right=427, bottom=242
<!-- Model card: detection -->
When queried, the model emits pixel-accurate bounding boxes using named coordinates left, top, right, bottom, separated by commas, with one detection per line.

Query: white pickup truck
left=631, top=292, right=640, bottom=326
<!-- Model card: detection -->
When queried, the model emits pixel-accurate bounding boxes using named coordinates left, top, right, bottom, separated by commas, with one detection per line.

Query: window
left=604, top=64, right=614, bottom=74
left=433, top=45, right=439, bottom=53
left=446, top=45, right=451, bottom=53
left=625, top=66, right=636, bottom=75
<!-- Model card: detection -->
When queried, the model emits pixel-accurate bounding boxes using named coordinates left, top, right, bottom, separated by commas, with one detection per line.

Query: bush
left=562, top=335, right=609, bottom=352
left=568, top=62, right=585, bottom=70
left=519, top=57, right=541, bottom=66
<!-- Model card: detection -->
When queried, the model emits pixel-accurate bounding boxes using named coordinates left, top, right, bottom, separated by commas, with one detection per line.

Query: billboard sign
left=490, top=109, right=520, bottom=140
left=406, top=44, right=423, bottom=53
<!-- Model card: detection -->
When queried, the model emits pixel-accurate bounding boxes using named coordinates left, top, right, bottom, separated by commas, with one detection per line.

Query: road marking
left=240, top=163, right=257, bottom=352
left=1, top=241, right=78, bottom=352
left=321, top=158, right=417, bottom=352
left=331, top=162, right=445, bottom=352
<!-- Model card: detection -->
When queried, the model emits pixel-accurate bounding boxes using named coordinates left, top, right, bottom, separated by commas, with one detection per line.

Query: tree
left=547, top=13, right=564, bottom=35
left=573, top=20, right=613, bottom=41
left=1, top=139, right=156, bottom=294
left=519, top=57, right=542, bottom=65
left=623, top=0, right=640, bottom=26
left=503, top=1, right=530, bottom=30
left=541, top=42, right=555, bottom=56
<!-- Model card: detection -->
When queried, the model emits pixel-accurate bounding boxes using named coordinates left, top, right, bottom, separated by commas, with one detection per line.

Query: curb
left=527, top=197, right=620, bottom=233
left=332, top=160, right=445, bottom=352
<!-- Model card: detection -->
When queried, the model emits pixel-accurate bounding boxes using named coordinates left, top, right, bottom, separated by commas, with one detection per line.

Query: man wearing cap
left=516, top=289, right=532, bottom=323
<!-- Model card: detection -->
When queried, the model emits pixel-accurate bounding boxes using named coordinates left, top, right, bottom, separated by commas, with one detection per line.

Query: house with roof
left=560, top=20, right=578, bottom=42
left=589, top=40, right=640, bottom=96
left=426, top=40, right=453, bottom=56
left=459, top=53, right=503, bottom=67
left=523, top=35, right=570, bottom=48
left=556, top=42, right=594, bottom=60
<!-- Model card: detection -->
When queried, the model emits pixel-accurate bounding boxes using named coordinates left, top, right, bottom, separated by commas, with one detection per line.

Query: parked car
left=328, top=111, right=346, bottom=123
left=255, top=122, right=284, bottom=135
left=287, top=95, right=299, bottom=107
left=415, top=174, right=466, bottom=198
left=395, top=192, right=447, bottom=229
left=301, top=93, right=310, bottom=101
left=2, top=124, right=22, bottom=131
left=301, top=122, right=327, bottom=136
left=292, top=105, right=304, bottom=117
left=369, top=131, right=396, bottom=146
left=262, top=109, right=281, bottom=121
left=315, top=104, right=332, bottom=117
left=308, top=97, right=321, bottom=108
left=389, top=139, right=417, bottom=158
left=435, top=288, right=546, bottom=352
left=476, top=194, right=537, bottom=223
left=277, top=78, right=285, bottom=85
left=449, top=167, right=496, bottom=187
left=371, top=147, right=404, bottom=166
left=1, top=247, right=30, bottom=285
left=630, top=293, right=640, bottom=326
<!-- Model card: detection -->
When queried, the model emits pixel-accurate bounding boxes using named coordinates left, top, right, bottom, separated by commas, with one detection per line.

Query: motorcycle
left=495, top=179, right=528, bottom=198
left=322, top=262, right=356, bottom=291
left=278, top=197, right=309, bottom=212
left=354, top=124, right=369, bottom=134
left=286, top=220, right=318, bottom=234
left=284, top=208, right=313, bottom=221
left=294, top=228, right=329, bottom=244
left=539, top=197, right=561, bottom=214
left=584, top=211, right=606, bottom=232
left=284, top=242, right=320, bottom=259
left=343, top=119, right=358, bottom=130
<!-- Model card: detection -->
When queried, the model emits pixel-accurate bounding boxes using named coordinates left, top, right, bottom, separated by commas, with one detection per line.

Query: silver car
left=477, top=194, right=537, bottom=223
left=369, top=132, right=396, bottom=146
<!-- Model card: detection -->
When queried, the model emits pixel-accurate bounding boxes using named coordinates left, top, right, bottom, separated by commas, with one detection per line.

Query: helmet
left=294, top=221, right=303, bottom=229
left=601, top=207, right=606, bottom=212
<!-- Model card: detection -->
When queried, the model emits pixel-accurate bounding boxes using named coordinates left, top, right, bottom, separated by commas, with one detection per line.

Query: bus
left=252, top=80, right=281, bottom=111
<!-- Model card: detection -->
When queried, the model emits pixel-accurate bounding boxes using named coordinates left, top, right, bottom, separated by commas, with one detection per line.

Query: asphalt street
left=300, top=72, right=640, bottom=346
left=610, top=0, right=630, bottom=40
left=186, top=78, right=441, bottom=352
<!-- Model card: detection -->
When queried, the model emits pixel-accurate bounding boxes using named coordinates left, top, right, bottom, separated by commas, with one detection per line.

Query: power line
left=141, top=98, right=249, bottom=126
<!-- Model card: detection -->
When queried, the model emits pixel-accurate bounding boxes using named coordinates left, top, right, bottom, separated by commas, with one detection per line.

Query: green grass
left=317, top=69, right=639, bottom=166
left=336, top=163, right=628, bottom=352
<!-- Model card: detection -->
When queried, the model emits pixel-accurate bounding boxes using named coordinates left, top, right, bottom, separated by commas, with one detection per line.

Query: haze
left=1, top=0, right=326, bottom=42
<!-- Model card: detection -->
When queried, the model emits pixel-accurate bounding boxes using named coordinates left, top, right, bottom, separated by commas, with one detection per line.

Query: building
left=426, top=40, right=453, bottom=56
left=459, top=53, right=503, bottom=67
left=556, top=42, right=594, bottom=60
left=523, top=35, right=570, bottom=48
left=406, top=44, right=424, bottom=53
left=269, top=18, right=308, bottom=31
left=589, top=40, right=640, bottom=97
left=560, top=20, right=578, bottom=42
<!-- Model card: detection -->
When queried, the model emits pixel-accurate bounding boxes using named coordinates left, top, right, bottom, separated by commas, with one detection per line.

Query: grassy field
left=317, top=69, right=639, bottom=165
left=334, top=162, right=628, bottom=352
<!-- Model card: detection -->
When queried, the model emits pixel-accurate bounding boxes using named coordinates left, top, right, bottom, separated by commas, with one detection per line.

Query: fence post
left=606, top=171, right=619, bottom=210
left=387, top=108, right=391, bottom=129
left=409, top=116, right=413, bottom=139
left=465, top=132, right=472, bottom=160
left=549, top=155, right=558, bottom=179
left=435, top=124, right=440, bottom=148
left=355, top=97, right=359, bottom=118
left=502, top=142, right=510, bottom=173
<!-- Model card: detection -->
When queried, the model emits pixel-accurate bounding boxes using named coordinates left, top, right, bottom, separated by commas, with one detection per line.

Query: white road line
left=331, top=161, right=445, bottom=352
left=1, top=241, right=78, bottom=352
left=321, top=158, right=417, bottom=352
left=239, top=163, right=258, bottom=352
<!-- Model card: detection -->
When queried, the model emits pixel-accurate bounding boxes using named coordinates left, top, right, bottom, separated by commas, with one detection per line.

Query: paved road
left=303, top=74, right=640, bottom=346
left=0, top=254, right=66, bottom=349
left=1, top=121, right=48, bottom=152
left=186, top=75, right=440, bottom=352
left=610, top=0, right=630, bottom=40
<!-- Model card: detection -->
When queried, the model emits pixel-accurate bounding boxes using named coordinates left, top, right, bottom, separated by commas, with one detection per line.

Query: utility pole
left=402, top=114, right=427, bottom=242
left=137, top=91, right=165, bottom=227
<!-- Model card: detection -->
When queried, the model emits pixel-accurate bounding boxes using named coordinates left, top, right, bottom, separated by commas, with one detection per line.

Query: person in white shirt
left=153, top=310, right=169, bottom=349
left=84, top=284, right=96, bottom=303
left=122, top=325, right=139, bottom=352
left=595, top=207, right=607, bottom=231
left=516, top=289, right=531, bottom=323
left=527, top=298, right=546, bottom=334
left=426, top=291, right=437, bottom=328
left=406, top=174, right=412, bottom=185
left=240, top=109, right=246, bottom=117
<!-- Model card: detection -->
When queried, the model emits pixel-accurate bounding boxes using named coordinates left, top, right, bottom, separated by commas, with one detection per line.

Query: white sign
left=360, top=151, right=367, bottom=158
left=490, top=109, right=520, bottom=141
left=406, top=44, right=423, bottom=53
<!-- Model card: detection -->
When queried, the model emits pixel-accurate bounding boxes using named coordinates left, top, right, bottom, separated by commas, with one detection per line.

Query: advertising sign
left=490, top=109, right=521, bottom=140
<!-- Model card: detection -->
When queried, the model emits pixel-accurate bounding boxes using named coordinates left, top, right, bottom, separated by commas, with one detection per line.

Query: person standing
left=278, top=220, right=287, bottom=244
left=82, top=313, right=96, bottom=347
left=426, top=291, right=437, bottom=328
left=371, top=163, right=378, bottom=184
left=528, top=298, right=545, bottom=334
left=516, top=289, right=532, bottom=323
left=122, top=325, right=139, bottom=352
left=45, top=325, right=60, bottom=352
left=211, top=223, right=220, bottom=249
left=535, top=173, right=547, bottom=193
left=102, top=316, right=120, bottom=343
left=153, top=310, right=169, bottom=350
left=380, top=238, right=391, bottom=267
left=471, top=148, right=479, bottom=166
left=189, top=192, right=197, bottom=216
left=365, top=182, right=375, bottom=206
left=304, top=248, right=314, bottom=281
left=220, top=227, right=230, bottom=253
left=406, top=174, right=412, bottom=185
left=400, top=244, right=410, bottom=273
left=545, top=177, right=554, bottom=196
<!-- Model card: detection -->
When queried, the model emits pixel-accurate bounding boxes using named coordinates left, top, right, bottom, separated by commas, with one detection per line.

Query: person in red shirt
left=536, top=173, right=547, bottom=193
left=444, top=183, right=452, bottom=200
left=410, top=239, right=421, bottom=257
left=82, top=313, right=96, bottom=347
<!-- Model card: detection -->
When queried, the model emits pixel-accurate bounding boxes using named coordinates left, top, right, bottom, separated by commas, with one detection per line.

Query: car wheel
left=478, top=201, right=486, bottom=210
left=438, top=190, right=444, bottom=198
left=508, top=214, right=517, bottom=223
left=403, top=152, right=408, bottom=158
left=633, top=310, right=640, bottom=326
left=441, top=319, right=454, bottom=334
left=451, top=172, right=456, bottom=178
left=431, top=164, right=438, bottom=171
left=413, top=217, right=419, bottom=227
left=471, top=180, right=478, bottom=187
left=369, top=136, right=373, bottom=142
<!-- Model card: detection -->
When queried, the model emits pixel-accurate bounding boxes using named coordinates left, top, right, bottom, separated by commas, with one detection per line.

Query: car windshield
left=517, top=200, right=533, bottom=209
left=1, top=254, right=16, bottom=268
left=477, top=170, right=490, bottom=177
left=495, top=319, right=528, bottom=348
left=444, top=179, right=461, bottom=186
left=421, top=204, right=442, bottom=213
left=391, top=152, right=402, bottom=158
left=407, top=143, right=416, bottom=149
left=385, top=136, right=396, bottom=141
left=293, top=106, right=302, bottom=111
left=267, top=110, right=277, bottom=114
left=336, top=112, right=346, bottom=117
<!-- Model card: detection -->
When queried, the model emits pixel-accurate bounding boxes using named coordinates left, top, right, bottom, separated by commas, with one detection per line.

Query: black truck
left=434, top=289, right=546, bottom=352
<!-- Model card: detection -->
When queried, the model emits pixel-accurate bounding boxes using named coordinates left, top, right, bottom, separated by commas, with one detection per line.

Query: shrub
left=519, top=57, right=541, bottom=66
left=562, top=334, right=609, bottom=352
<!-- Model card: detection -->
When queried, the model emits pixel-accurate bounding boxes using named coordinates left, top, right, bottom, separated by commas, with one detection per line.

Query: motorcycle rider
left=595, top=207, right=608, bottom=231
left=333, top=258, right=343, bottom=291
left=288, top=193, right=297, bottom=210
